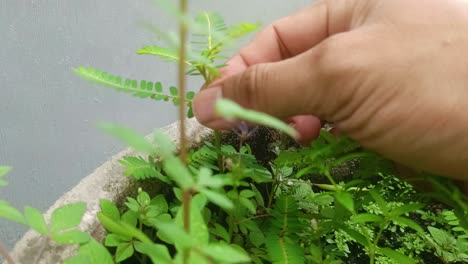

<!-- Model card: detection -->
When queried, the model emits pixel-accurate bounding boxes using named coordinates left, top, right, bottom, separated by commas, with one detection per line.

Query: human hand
left=193, top=0, right=468, bottom=180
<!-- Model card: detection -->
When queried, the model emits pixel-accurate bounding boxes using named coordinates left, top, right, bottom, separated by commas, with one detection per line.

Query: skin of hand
left=192, top=0, right=468, bottom=182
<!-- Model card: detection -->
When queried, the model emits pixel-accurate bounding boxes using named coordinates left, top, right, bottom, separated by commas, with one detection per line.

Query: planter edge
left=8, top=119, right=211, bottom=264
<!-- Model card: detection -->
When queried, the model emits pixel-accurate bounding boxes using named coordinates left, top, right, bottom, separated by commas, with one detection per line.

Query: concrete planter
left=8, top=119, right=211, bottom=264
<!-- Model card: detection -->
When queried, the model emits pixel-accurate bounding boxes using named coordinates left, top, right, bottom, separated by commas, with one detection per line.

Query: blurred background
left=0, top=0, right=310, bottom=253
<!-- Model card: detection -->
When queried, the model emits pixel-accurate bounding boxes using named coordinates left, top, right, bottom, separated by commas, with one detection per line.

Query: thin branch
left=0, top=241, right=14, bottom=264
left=178, top=0, right=188, bottom=164
left=179, top=1, right=191, bottom=264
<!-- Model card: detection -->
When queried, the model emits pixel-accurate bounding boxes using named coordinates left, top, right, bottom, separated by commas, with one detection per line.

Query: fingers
left=219, top=2, right=329, bottom=76
left=288, top=115, right=322, bottom=144
left=194, top=31, right=361, bottom=125
left=214, top=0, right=358, bottom=80
left=193, top=0, right=363, bottom=137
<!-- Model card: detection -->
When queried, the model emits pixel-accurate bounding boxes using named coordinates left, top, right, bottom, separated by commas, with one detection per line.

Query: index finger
left=219, top=0, right=349, bottom=77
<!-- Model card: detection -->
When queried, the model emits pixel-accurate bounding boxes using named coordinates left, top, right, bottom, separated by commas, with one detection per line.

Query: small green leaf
left=240, top=189, right=255, bottom=198
left=155, top=221, right=193, bottom=249
left=115, top=242, right=134, bottom=262
left=334, top=191, right=354, bottom=213
left=173, top=187, right=183, bottom=202
left=71, top=238, right=114, bottom=264
left=250, top=184, right=265, bottom=208
left=50, top=202, right=86, bottom=232
left=215, top=99, right=298, bottom=138
left=151, top=194, right=169, bottom=214
left=211, top=223, right=230, bottom=242
left=169, top=86, right=178, bottom=96
left=125, top=197, right=139, bottom=212
left=0, top=166, right=12, bottom=177
left=98, top=123, right=156, bottom=154
left=342, top=227, right=368, bottom=247
left=351, top=213, right=384, bottom=224
left=137, top=46, right=181, bottom=63
left=99, top=199, right=120, bottom=221
left=119, top=156, right=167, bottom=182
left=105, top=234, right=126, bottom=247
left=226, top=22, right=261, bottom=40
left=199, top=243, right=251, bottom=263
left=134, top=242, right=172, bottom=264
left=0, top=202, right=26, bottom=225
left=392, top=216, right=424, bottom=233
left=390, top=203, right=424, bottom=217
left=122, top=210, right=138, bottom=226
left=75, top=67, right=178, bottom=101
left=97, top=212, right=151, bottom=243
left=200, top=189, right=234, bottom=210
left=239, top=197, right=256, bottom=214
left=137, top=191, right=151, bottom=206
left=249, top=231, right=265, bottom=247
left=51, top=230, right=90, bottom=244
left=187, top=106, right=194, bottom=118
left=155, top=82, right=163, bottom=92
left=428, top=227, right=454, bottom=246
left=378, top=248, right=416, bottom=264
left=197, top=168, right=225, bottom=189
left=24, top=206, right=47, bottom=234
left=163, top=156, right=194, bottom=189
left=174, top=196, right=210, bottom=247
left=370, top=189, right=389, bottom=215
left=197, top=167, right=212, bottom=186
left=186, top=91, right=195, bottom=100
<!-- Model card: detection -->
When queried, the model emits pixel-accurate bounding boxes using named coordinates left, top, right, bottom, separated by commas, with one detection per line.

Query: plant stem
left=214, top=130, right=224, bottom=172
left=238, top=138, right=244, bottom=164
left=178, top=0, right=191, bottom=263
left=182, top=190, right=191, bottom=232
left=178, top=0, right=188, bottom=164
left=324, top=169, right=337, bottom=187
left=369, top=222, right=387, bottom=264
left=0, top=241, right=14, bottom=264
left=267, top=170, right=280, bottom=208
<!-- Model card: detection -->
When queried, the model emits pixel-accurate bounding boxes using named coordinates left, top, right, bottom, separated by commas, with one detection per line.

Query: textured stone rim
left=8, top=119, right=211, bottom=264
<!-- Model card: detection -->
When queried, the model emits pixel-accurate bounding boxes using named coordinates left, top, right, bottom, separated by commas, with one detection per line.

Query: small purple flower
left=232, top=121, right=258, bottom=140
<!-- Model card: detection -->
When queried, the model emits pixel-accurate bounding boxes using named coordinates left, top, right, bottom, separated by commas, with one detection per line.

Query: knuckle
left=239, top=64, right=268, bottom=110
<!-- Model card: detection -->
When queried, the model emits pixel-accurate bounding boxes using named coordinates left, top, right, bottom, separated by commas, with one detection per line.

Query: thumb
left=193, top=34, right=359, bottom=127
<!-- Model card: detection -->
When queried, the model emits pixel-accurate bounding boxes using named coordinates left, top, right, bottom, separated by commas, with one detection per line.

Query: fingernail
left=193, top=87, right=220, bottom=124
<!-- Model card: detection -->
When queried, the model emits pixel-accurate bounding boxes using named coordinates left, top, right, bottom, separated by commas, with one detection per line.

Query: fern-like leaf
left=265, top=195, right=304, bottom=264
left=137, top=46, right=195, bottom=66
left=226, top=22, right=261, bottom=40
left=75, top=67, right=195, bottom=117
left=119, top=156, right=170, bottom=183
left=75, top=67, right=172, bottom=99
left=193, top=12, right=226, bottom=49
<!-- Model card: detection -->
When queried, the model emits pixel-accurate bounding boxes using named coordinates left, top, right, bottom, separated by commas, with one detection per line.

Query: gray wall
left=0, top=0, right=311, bottom=253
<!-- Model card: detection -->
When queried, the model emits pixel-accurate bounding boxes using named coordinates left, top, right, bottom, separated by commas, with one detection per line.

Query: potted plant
left=2, top=1, right=467, bottom=263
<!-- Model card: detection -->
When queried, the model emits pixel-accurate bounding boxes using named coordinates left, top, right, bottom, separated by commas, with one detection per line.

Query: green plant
left=0, top=167, right=91, bottom=263
left=2, top=1, right=468, bottom=264
left=73, top=2, right=468, bottom=263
